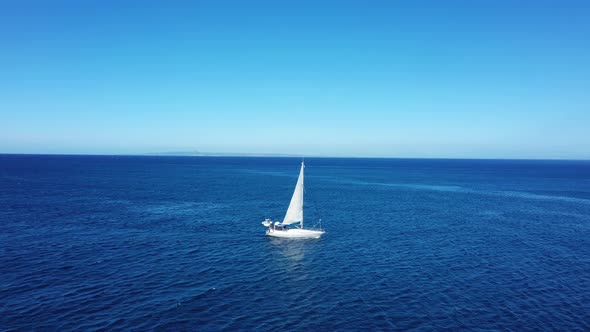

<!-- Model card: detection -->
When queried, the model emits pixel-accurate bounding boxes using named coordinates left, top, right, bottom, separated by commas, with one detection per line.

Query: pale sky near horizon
left=1, top=1, right=589, bottom=159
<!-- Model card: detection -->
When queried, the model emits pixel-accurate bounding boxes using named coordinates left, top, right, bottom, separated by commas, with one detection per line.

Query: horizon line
left=1, top=152, right=589, bottom=162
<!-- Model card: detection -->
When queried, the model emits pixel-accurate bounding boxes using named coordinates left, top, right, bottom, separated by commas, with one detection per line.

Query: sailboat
left=262, top=161, right=325, bottom=239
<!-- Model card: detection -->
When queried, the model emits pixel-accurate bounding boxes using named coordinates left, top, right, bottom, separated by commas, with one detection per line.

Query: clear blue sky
left=1, top=1, right=589, bottom=159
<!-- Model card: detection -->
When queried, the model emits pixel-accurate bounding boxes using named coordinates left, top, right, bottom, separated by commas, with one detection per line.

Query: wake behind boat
left=262, top=161, right=325, bottom=239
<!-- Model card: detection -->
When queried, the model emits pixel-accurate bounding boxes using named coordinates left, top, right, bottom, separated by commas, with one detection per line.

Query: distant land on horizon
left=146, top=151, right=302, bottom=157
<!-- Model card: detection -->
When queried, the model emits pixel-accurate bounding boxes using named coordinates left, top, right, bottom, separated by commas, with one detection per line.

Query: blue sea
left=1, top=155, right=589, bottom=331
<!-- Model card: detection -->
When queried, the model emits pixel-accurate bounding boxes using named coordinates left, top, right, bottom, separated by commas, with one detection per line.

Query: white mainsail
left=282, top=162, right=304, bottom=226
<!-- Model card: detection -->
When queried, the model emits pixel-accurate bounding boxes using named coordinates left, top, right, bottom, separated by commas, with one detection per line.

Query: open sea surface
left=1, top=155, right=590, bottom=331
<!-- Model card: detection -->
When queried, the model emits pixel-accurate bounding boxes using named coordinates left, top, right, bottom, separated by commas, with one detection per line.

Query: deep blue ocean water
left=1, top=155, right=590, bottom=331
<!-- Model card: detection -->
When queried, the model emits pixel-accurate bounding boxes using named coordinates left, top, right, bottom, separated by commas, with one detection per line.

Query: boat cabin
left=274, top=223, right=288, bottom=231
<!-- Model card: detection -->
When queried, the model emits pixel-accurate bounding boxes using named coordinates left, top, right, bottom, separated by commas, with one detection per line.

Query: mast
left=301, top=160, right=304, bottom=228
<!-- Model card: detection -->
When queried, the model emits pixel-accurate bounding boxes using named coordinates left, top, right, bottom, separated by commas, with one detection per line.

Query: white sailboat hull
left=266, top=228, right=325, bottom=239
